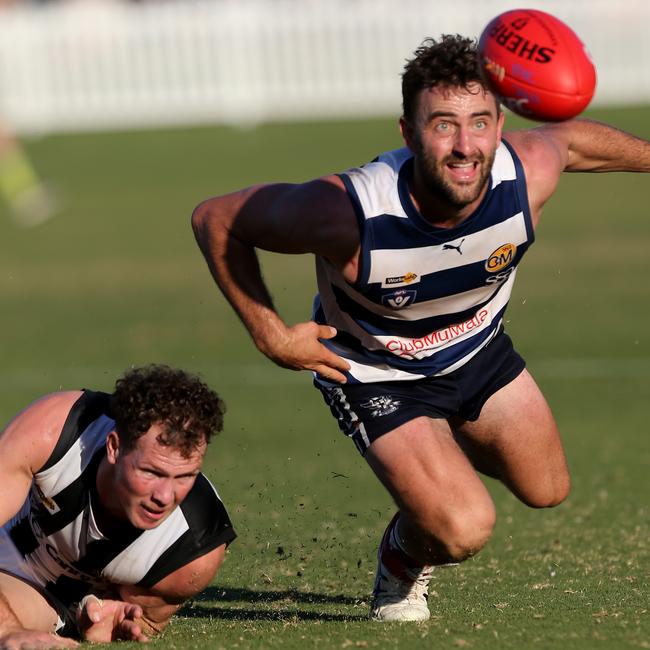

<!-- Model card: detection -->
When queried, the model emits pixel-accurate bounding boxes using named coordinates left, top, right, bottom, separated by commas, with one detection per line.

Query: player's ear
left=496, top=107, right=505, bottom=143
left=106, top=431, right=121, bottom=464
left=400, top=116, right=415, bottom=150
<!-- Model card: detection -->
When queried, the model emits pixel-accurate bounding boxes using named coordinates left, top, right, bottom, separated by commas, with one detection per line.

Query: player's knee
left=520, top=472, right=571, bottom=508
left=421, top=504, right=496, bottom=563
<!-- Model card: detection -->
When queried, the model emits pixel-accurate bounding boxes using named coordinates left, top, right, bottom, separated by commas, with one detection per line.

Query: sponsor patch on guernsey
left=33, top=483, right=60, bottom=515
left=382, top=289, right=417, bottom=309
left=485, top=243, right=517, bottom=272
left=383, top=272, right=418, bottom=287
left=386, top=308, right=489, bottom=357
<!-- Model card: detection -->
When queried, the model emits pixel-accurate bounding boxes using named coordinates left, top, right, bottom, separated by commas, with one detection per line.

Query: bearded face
left=410, top=133, right=497, bottom=208
left=401, top=83, right=503, bottom=214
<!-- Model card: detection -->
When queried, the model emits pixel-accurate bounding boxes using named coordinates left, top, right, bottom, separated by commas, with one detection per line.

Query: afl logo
left=485, top=243, right=517, bottom=272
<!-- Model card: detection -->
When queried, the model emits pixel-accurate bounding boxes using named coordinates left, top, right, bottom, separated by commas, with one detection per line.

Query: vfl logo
left=442, top=238, right=466, bottom=255
left=385, top=272, right=418, bottom=286
left=382, top=289, right=416, bottom=309
left=360, top=396, right=401, bottom=418
left=486, top=243, right=517, bottom=272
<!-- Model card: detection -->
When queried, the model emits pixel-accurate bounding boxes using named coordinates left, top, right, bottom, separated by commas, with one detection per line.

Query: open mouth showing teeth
left=447, top=161, right=479, bottom=180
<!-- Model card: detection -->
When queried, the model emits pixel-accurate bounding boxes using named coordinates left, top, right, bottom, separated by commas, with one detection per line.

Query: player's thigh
left=0, top=571, right=59, bottom=632
left=455, top=368, right=570, bottom=507
left=365, top=416, right=496, bottom=546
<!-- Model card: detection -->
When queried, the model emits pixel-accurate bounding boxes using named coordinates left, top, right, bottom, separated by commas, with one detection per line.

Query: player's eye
left=435, top=121, right=452, bottom=133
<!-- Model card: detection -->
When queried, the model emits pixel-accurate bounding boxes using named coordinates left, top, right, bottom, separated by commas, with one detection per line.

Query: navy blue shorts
left=315, top=331, right=525, bottom=455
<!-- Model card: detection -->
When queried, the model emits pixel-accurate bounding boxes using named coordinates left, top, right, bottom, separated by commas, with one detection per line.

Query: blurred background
left=0, top=0, right=648, bottom=135
left=0, top=3, right=648, bottom=646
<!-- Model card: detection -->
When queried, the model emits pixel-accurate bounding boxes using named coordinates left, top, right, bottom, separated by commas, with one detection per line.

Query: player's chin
left=447, top=181, right=483, bottom=206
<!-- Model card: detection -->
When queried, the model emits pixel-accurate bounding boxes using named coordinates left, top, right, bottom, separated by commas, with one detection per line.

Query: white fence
left=0, top=0, right=649, bottom=134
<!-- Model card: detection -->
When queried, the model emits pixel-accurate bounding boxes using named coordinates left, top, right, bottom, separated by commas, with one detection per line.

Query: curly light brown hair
left=110, top=365, right=225, bottom=457
left=402, top=34, right=496, bottom=123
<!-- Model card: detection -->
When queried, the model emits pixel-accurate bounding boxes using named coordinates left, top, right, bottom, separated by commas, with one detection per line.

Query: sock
left=380, top=515, right=432, bottom=581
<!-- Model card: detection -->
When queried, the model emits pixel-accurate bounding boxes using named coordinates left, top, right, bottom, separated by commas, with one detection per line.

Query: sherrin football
left=478, top=9, right=597, bottom=121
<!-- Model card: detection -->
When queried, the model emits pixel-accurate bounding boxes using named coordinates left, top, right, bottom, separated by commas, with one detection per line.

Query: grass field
left=1, top=106, right=649, bottom=649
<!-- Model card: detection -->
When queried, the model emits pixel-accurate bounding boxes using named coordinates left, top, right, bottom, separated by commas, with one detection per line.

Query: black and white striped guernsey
left=313, top=141, right=534, bottom=384
left=1, top=390, right=236, bottom=621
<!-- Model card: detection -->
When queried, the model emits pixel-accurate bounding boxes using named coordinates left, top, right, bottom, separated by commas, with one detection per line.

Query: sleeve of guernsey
left=136, top=474, right=237, bottom=589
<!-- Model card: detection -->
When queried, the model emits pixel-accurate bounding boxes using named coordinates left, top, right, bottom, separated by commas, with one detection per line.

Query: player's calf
left=370, top=507, right=495, bottom=622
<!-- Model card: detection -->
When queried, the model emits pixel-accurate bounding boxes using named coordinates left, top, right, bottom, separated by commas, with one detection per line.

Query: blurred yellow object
left=0, top=138, right=60, bottom=227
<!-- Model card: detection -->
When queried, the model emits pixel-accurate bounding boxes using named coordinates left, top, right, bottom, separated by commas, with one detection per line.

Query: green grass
left=1, top=106, right=649, bottom=649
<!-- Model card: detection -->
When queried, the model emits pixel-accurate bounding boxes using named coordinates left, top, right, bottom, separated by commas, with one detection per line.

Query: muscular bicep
left=0, top=392, right=81, bottom=526
left=194, top=176, right=359, bottom=266
left=118, top=544, right=227, bottom=635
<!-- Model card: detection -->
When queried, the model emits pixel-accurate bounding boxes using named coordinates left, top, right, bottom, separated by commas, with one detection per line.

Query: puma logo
left=442, top=238, right=466, bottom=255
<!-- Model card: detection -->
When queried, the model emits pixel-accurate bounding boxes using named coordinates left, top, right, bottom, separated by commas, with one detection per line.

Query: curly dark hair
left=110, top=365, right=225, bottom=456
left=402, top=34, right=495, bottom=123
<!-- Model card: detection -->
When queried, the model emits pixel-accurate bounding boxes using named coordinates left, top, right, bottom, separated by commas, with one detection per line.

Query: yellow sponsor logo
left=485, top=243, right=517, bottom=272
left=34, top=483, right=59, bottom=514
left=385, top=272, right=418, bottom=286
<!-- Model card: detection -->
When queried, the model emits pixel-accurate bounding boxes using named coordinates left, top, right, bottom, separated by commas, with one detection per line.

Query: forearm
left=539, top=118, right=650, bottom=172
left=191, top=198, right=290, bottom=360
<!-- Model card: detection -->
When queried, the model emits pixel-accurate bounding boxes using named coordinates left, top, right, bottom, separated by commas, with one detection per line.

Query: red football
left=477, top=9, right=597, bottom=121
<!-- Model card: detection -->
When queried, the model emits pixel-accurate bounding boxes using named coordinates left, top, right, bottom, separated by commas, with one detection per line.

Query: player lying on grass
left=0, top=364, right=235, bottom=648
left=191, top=34, right=650, bottom=622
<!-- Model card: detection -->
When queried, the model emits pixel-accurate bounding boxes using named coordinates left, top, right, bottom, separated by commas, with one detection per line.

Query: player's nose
left=452, top=126, right=474, bottom=157
left=151, top=479, right=174, bottom=506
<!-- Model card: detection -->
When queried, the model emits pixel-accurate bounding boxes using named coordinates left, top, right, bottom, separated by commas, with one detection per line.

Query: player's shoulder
left=503, top=128, right=568, bottom=220
left=3, top=390, right=84, bottom=436
left=505, top=127, right=568, bottom=171
left=0, top=390, right=85, bottom=474
left=341, top=146, right=411, bottom=182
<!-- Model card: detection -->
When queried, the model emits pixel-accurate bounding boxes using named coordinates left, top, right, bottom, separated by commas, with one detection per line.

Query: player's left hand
left=76, top=595, right=149, bottom=644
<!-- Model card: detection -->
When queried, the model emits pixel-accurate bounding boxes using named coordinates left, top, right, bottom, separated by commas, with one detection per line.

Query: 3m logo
left=486, top=243, right=517, bottom=272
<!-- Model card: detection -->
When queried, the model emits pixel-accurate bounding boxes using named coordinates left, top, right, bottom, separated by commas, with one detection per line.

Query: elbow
left=190, top=199, right=216, bottom=242
left=191, top=198, right=234, bottom=256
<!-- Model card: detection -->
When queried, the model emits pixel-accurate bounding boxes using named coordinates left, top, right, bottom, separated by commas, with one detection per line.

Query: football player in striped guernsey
left=192, top=36, right=650, bottom=621
left=0, top=365, right=235, bottom=647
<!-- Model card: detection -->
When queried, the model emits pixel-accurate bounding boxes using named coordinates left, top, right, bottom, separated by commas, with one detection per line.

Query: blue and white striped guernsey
left=313, top=140, right=534, bottom=384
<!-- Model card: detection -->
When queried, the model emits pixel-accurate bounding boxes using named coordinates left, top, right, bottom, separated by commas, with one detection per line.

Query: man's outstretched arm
left=191, top=177, right=358, bottom=383
left=505, top=119, right=650, bottom=226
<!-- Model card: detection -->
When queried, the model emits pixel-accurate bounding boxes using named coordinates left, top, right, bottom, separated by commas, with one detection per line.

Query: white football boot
left=370, top=516, right=433, bottom=622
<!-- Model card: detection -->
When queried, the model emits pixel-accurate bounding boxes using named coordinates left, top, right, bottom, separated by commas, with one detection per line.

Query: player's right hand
left=0, top=630, right=79, bottom=650
left=76, top=595, right=149, bottom=644
left=264, top=321, right=351, bottom=383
